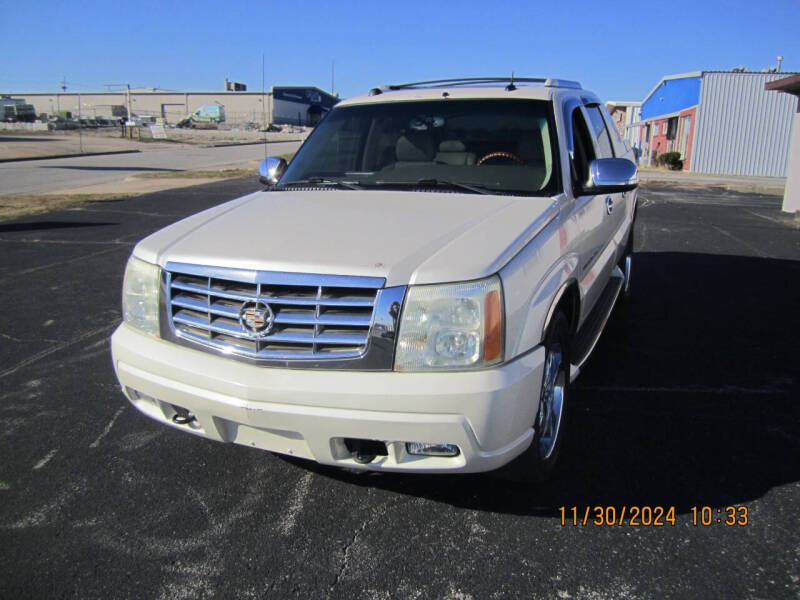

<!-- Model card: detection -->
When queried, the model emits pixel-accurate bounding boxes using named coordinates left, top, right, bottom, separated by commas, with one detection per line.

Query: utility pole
left=262, top=53, right=268, bottom=158
left=78, top=92, right=83, bottom=153
left=331, top=59, right=335, bottom=95
left=126, top=83, right=132, bottom=134
left=57, top=76, right=67, bottom=113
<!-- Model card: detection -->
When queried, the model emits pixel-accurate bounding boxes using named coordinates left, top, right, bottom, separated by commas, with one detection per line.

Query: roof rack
left=368, top=77, right=582, bottom=95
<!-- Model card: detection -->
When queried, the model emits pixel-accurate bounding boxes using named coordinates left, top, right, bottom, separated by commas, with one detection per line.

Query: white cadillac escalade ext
left=111, top=77, right=638, bottom=482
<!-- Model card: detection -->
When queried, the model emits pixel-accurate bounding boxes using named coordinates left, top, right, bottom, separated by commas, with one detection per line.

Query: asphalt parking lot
left=1, top=179, right=798, bottom=599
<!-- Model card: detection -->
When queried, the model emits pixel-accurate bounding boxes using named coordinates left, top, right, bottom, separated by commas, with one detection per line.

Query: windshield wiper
left=372, top=179, right=493, bottom=195
left=280, top=177, right=362, bottom=190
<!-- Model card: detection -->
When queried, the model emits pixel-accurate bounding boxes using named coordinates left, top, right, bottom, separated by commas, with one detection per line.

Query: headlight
left=122, top=255, right=160, bottom=336
left=394, top=275, right=503, bottom=371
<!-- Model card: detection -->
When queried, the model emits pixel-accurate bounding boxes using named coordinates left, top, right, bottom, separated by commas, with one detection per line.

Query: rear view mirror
left=582, top=158, right=638, bottom=194
left=258, top=157, right=287, bottom=185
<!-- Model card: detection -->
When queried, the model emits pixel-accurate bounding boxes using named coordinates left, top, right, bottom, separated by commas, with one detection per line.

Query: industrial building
left=629, top=70, right=798, bottom=177
left=3, top=84, right=338, bottom=128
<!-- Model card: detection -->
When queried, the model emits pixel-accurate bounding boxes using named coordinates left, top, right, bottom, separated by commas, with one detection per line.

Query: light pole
left=126, top=84, right=132, bottom=134
left=78, top=92, right=83, bottom=153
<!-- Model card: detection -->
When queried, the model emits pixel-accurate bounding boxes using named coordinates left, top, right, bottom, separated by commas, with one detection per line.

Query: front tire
left=501, top=311, right=570, bottom=483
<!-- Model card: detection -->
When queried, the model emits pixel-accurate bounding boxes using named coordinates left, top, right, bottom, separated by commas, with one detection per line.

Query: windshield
left=279, top=99, right=560, bottom=196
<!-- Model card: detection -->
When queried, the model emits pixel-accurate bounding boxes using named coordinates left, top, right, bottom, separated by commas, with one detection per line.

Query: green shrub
left=659, top=152, right=683, bottom=170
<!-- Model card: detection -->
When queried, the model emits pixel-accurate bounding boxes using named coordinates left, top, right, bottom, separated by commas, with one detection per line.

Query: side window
left=584, top=105, right=615, bottom=158
left=571, top=108, right=595, bottom=189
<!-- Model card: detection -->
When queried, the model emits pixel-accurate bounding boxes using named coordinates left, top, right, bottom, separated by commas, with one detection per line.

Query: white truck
left=112, top=77, right=638, bottom=481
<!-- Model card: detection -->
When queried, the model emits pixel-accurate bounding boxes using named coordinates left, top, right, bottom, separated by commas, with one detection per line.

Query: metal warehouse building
left=3, top=85, right=338, bottom=128
left=632, top=70, right=798, bottom=177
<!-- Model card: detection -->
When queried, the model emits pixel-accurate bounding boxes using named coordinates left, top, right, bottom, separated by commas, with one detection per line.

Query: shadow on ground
left=284, top=252, right=800, bottom=516
left=0, top=220, right=117, bottom=233
left=0, top=136, right=67, bottom=143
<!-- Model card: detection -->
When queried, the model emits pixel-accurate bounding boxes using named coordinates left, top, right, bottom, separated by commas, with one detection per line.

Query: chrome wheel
left=537, top=343, right=565, bottom=460
left=498, top=311, right=569, bottom=482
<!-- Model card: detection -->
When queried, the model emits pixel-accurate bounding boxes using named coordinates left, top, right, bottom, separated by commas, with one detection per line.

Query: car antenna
left=506, top=71, right=516, bottom=91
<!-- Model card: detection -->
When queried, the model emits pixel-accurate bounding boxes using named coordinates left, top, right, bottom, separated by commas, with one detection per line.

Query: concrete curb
left=640, top=179, right=785, bottom=197
left=0, top=149, right=142, bottom=164
left=200, top=139, right=303, bottom=148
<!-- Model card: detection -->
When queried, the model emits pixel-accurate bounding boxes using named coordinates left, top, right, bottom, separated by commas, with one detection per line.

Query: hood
left=134, top=189, right=559, bottom=287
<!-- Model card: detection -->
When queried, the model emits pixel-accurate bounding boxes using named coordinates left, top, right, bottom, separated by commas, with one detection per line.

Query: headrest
left=396, top=134, right=434, bottom=161
left=438, top=140, right=466, bottom=152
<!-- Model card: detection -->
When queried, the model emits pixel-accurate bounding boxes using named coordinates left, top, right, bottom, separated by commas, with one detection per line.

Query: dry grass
left=0, top=153, right=292, bottom=220
left=132, top=152, right=294, bottom=180
left=0, top=193, right=134, bottom=221
left=134, top=168, right=254, bottom=179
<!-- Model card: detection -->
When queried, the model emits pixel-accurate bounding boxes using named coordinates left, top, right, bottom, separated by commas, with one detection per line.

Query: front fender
left=500, top=213, right=581, bottom=359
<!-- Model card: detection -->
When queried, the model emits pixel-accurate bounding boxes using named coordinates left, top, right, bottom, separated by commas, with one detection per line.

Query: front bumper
left=110, top=324, right=545, bottom=473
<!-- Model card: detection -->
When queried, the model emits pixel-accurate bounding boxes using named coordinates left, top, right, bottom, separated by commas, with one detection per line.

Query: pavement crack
left=327, top=495, right=402, bottom=598
left=0, top=323, right=117, bottom=380
left=710, top=224, right=769, bottom=258
left=0, top=245, right=127, bottom=284
left=744, top=208, right=799, bottom=228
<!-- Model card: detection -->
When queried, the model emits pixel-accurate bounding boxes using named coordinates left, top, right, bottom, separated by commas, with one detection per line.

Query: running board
left=569, top=267, right=624, bottom=381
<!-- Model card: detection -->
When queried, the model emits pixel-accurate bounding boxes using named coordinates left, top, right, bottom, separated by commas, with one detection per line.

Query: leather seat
left=434, top=140, right=476, bottom=166
left=394, top=133, right=435, bottom=167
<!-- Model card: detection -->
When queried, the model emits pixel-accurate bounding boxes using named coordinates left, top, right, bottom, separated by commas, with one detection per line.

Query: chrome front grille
left=164, top=262, right=388, bottom=363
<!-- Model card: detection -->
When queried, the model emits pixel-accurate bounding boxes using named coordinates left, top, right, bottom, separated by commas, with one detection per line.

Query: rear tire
left=500, top=311, right=570, bottom=483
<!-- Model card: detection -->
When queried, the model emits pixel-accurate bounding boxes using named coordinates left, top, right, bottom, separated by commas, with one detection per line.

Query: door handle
left=605, top=196, right=614, bottom=215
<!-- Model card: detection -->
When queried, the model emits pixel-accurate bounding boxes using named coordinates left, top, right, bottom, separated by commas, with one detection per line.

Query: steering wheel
left=477, top=151, right=524, bottom=166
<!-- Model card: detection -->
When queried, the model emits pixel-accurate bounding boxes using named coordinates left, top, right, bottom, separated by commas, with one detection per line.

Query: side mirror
left=258, top=156, right=287, bottom=185
left=581, top=158, right=638, bottom=194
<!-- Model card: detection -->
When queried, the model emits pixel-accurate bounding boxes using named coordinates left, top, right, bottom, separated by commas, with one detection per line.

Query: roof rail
left=543, top=78, right=582, bottom=89
left=368, top=77, right=582, bottom=95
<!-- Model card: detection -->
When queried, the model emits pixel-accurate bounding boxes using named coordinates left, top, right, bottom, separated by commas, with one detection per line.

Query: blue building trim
left=641, top=76, right=701, bottom=120
left=272, top=87, right=338, bottom=110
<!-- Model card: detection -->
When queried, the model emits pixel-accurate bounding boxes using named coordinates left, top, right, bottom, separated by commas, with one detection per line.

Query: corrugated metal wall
left=692, top=72, right=798, bottom=177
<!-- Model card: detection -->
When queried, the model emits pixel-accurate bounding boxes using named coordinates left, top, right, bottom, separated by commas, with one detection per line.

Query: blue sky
left=2, top=0, right=799, bottom=102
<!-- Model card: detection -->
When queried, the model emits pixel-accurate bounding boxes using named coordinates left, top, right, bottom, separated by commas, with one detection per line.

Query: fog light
left=406, top=442, right=460, bottom=457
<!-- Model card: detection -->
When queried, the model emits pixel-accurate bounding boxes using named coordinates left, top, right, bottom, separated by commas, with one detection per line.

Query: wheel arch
left=542, top=279, right=580, bottom=340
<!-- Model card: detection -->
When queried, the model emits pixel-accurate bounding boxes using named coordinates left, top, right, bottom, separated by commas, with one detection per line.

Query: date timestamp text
left=559, top=505, right=749, bottom=526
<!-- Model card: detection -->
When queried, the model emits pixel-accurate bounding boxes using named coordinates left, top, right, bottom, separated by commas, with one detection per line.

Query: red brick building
left=647, top=106, right=697, bottom=170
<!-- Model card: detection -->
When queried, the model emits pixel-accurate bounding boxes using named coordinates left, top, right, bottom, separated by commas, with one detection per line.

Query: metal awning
left=765, top=74, right=800, bottom=97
